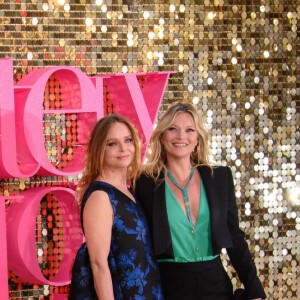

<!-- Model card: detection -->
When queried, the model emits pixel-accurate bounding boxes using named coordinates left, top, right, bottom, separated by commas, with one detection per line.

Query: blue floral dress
left=69, top=181, right=164, bottom=300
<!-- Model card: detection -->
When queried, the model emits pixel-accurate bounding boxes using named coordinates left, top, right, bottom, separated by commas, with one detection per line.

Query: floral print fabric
left=69, top=181, right=163, bottom=300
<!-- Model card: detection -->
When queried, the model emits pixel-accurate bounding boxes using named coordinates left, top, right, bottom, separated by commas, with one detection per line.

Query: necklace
left=167, top=168, right=195, bottom=224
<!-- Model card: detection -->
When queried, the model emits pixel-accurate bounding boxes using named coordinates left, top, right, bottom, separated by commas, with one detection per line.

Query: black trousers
left=158, top=256, right=233, bottom=300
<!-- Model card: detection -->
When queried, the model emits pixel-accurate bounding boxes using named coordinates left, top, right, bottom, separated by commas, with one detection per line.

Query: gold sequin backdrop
left=0, top=0, right=299, bottom=299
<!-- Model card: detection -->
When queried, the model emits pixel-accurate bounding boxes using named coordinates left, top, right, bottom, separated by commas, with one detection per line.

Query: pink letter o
left=6, top=187, right=83, bottom=285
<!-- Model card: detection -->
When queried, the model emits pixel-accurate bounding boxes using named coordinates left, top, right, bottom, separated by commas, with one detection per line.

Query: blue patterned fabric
left=69, top=181, right=164, bottom=300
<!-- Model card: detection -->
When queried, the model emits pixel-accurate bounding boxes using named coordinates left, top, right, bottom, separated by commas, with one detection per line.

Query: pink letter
left=0, top=58, right=37, bottom=178
left=15, top=66, right=103, bottom=176
left=0, top=58, right=104, bottom=178
left=98, top=71, right=174, bottom=154
left=0, top=196, right=12, bottom=300
left=6, top=187, right=83, bottom=285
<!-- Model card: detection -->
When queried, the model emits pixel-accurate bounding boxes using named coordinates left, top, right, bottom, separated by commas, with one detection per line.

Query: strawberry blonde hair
left=78, top=114, right=141, bottom=205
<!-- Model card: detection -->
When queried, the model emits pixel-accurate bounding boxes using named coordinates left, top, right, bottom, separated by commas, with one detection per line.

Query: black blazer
left=135, top=165, right=266, bottom=299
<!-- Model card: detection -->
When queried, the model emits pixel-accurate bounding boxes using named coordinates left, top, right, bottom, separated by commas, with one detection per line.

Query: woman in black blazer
left=135, top=102, right=266, bottom=300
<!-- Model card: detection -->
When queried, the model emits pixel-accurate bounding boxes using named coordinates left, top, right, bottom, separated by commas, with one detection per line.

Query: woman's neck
left=97, top=168, right=128, bottom=189
left=166, top=157, right=193, bottom=181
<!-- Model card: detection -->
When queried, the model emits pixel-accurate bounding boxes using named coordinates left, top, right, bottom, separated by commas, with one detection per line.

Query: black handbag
left=233, top=288, right=246, bottom=300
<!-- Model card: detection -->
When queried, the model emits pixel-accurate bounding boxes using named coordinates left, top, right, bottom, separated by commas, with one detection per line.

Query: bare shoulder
left=84, top=190, right=112, bottom=212
left=83, top=190, right=113, bottom=228
left=83, top=190, right=114, bottom=250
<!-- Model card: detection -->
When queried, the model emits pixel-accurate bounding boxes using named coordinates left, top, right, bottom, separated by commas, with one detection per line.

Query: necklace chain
left=167, top=168, right=195, bottom=224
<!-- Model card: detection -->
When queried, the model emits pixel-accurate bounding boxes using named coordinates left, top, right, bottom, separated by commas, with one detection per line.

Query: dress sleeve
left=225, top=166, right=266, bottom=299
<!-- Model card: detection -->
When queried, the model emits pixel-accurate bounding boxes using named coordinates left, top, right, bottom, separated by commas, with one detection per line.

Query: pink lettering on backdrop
left=6, top=188, right=82, bottom=285
left=1, top=57, right=174, bottom=299
left=96, top=72, right=172, bottom=152
left=53, top=295, right=68, bottom=300
left=0, top=196, right=10, bottom=299
left=0, top=58, right=173, bottom=178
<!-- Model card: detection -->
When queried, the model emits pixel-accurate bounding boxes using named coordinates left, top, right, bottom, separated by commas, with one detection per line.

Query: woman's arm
left=83, top=190, right=114, bottom=300
left=225, top=167, right=266, bottom=299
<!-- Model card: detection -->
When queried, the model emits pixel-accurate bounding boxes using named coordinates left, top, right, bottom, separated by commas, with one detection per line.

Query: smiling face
left=161, top=112, right=198, bottom=161
left=103, top=122, right=135, bottom=171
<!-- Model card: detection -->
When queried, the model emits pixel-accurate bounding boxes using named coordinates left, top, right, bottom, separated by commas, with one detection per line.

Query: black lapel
left=198, top=166, right=217, bottom=232
left=152, top=177, right=174, bottom=258
left=198, top=166, right=215, bottom=204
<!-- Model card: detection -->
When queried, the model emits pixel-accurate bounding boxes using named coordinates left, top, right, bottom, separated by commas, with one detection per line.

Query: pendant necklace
left=167, top=168, right=195, bottom=224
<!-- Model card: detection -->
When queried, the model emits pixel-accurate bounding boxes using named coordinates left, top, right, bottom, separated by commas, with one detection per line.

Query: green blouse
left=158, top=180, right=218, bottom=262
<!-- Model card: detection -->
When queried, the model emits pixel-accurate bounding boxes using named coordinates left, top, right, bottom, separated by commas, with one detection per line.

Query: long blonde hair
left=144, top=102, right=212, bottom=180
left=78, top=114, right=141, bottom=204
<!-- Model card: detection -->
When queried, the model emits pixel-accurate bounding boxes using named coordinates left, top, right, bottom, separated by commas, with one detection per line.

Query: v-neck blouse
left=158, top=180, right=218, bottom=262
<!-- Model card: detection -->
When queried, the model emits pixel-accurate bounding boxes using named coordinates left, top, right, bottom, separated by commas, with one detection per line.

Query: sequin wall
left=0, top=0, right=299, bottom=299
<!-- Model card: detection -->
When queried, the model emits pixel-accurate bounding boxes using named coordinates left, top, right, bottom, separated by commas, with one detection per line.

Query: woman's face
left=161, top=112, right=198, bottom=160
left=103, top=122, right=135, bottom=170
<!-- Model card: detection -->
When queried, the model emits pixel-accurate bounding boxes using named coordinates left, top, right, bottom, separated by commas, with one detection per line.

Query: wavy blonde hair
left=78, top=114, right=141, bottom=205
left=144, top=102, right=212, bottom=180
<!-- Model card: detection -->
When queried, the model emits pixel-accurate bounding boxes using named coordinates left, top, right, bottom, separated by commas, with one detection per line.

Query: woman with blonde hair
left=69, top=114, right=163, bottom=300
left=135, top=102, right=266, bottom=300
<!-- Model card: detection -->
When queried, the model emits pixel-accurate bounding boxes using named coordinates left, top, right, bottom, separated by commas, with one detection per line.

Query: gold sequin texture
left=0, top=1, right=299, bottom=299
